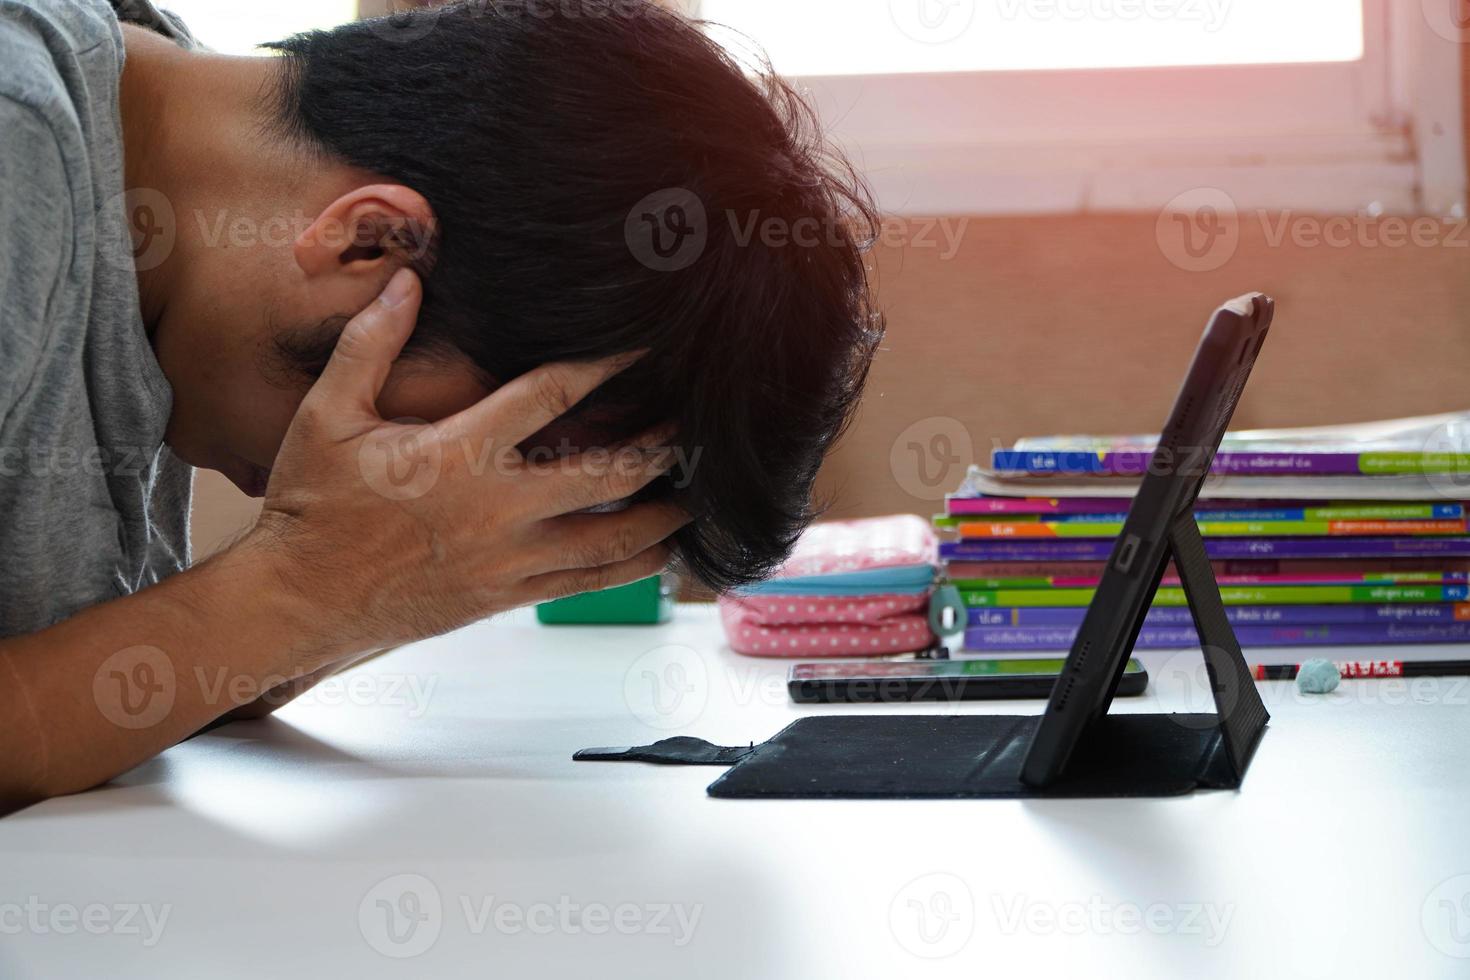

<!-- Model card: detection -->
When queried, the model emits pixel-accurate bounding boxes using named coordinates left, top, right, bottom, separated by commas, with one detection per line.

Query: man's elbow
left=0, top=777, right=49, bottom=817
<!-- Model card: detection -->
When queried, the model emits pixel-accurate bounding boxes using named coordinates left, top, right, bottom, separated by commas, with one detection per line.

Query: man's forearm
left=0, top=531, right=360, bottom=812
left=210, top=646, right=390, bottom=725
left=0, top=285, right=685, bottom=814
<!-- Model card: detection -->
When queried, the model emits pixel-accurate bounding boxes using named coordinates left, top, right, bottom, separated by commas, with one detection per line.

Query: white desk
left=4, top=605, right=1470, bottom=979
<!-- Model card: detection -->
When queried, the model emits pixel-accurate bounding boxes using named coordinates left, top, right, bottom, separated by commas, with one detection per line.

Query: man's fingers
left=444, top=350, right=646, bottom=448
left=526, top=424, right=679, bottom=518
left=303, top=269, right=422, bottom=426
left=534, top=501, right=691, bottom=574
left=519, top=541, right=674, bottom=606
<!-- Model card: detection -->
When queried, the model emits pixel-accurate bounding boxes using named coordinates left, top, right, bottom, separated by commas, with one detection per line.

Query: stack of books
left=939, top=412, right=1470, bottom=653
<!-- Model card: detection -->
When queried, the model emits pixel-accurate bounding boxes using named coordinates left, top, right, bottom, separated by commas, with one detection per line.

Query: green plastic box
left=535, top=573, right=677, bottom=625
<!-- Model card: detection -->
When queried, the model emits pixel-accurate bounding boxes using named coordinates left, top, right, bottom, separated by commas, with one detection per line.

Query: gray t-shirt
left=0, top=0, right=194, bottom=637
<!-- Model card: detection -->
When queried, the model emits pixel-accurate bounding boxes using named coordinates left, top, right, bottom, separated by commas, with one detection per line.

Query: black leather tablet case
left=575, top=516, right=1269, bottom=800
left=576, top=710, right=1251, bottom=799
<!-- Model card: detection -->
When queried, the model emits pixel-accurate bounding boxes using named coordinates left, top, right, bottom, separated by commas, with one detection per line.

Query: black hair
left=264, top=0, right=884, bottom=591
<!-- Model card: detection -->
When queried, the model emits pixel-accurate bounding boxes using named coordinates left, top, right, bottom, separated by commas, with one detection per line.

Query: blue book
left=1047, top=504, right=1466, bottom=524
left=940, top=537, right=1470, bottom=562
left=964, top=621, right=1470, bottom=651
left=969, top=603, right=1470, bottom=628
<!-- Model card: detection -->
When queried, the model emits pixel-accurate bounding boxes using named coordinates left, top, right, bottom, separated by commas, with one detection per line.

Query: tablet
left=1019, top=293, right=1275, bottom=787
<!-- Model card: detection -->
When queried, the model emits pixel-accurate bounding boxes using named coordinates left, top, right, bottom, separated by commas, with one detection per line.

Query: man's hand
left=252, top=267, right=688, bottom=659
left=0, top=267, right=687, bottom=812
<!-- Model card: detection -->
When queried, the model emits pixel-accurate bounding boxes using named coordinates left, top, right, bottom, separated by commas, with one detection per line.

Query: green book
left=1359, top=452, right=1470, bottom=474
left=934, top=504, right=1464, bottom=526
left=960, top=584, right=1469, bottom=608
left=957, top=518, right=1467, bottom=538
left=949, top=571, right=1463, bottom=591
left=536, top=574, right=676, bottom=624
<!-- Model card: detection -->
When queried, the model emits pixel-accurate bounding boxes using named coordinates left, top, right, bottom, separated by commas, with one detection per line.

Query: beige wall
left=815, top=212, right=1470, bottom=522
left=192, top=211, right=1470, bottom=556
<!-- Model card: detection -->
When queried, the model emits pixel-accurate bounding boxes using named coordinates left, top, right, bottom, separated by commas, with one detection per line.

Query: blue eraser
left=1296, top=658, right=1341, bottom=694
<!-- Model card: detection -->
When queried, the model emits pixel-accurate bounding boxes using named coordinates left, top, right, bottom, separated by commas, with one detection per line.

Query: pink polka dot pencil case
left=718, top=515, right=940, bottom=657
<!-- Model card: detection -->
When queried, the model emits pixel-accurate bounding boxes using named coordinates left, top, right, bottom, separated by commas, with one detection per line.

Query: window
left=700, top=0, right=1365, bottom=75
left=160, top=0, right=357, bottom=55
left=694, top=0, right=1465, bottom=216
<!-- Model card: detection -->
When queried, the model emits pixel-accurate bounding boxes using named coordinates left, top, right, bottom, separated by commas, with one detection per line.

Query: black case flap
left=576, top=712, right=1250, bottom=799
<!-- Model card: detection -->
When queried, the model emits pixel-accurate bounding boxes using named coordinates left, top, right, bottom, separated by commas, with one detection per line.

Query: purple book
left=969, top=603, right=1470, bottom=628
left=964, top=621, right=1470, bottom=651
left=990, top=449, right=1465, bottom=476
left=945, top=496, right=1332, bottom=517
left=940, top=537, right=1470, bottom=562
left=946, top=497, right=1136, bottom=516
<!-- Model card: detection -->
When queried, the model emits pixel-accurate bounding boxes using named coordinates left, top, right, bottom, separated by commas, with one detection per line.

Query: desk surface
left=4, top=605, right=1470, bottom=979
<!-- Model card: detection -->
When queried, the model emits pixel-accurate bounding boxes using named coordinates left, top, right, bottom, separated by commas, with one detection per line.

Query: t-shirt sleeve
left=0, top=95, right=70, bottom=422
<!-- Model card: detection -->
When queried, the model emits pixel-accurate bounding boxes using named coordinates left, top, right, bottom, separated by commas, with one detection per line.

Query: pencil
left=1253, top=659, right=1470, bottom=680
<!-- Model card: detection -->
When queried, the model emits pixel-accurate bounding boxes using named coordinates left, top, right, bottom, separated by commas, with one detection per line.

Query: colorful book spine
left=942, top=558, right=1470, bottom=579
left=964, top=621, right=1470, bottom=651
left=1027, top=505, right=1462, bottom=523
left=990, top=450, right=1470, bottom=477
left=950, top=571, right=1470, bottom=590
left=945, top=497, right=1466, bottom=519
left=969, top=603, right=1470, bottom=628
left=939, top=537, right=1470, bottom=562
left=959, top=584, right=1470, bottom=608
left=955, top=519, right=1468, bottom=539
left=946, top=497, right=1133, bottom=516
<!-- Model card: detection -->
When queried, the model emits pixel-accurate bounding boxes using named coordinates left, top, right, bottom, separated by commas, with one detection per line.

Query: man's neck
left=117, top=25, right=303, bottom=331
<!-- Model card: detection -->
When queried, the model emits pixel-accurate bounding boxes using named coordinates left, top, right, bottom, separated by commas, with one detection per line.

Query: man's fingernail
left=380, top=269, right=415, bottom=309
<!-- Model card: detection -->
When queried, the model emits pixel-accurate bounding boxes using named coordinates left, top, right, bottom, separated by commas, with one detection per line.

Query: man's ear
left=293, top=184, right=435, bottom=280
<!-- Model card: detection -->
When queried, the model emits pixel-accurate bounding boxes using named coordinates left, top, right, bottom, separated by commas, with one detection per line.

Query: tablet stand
left=1161, top=509, right=1270, bottom=783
